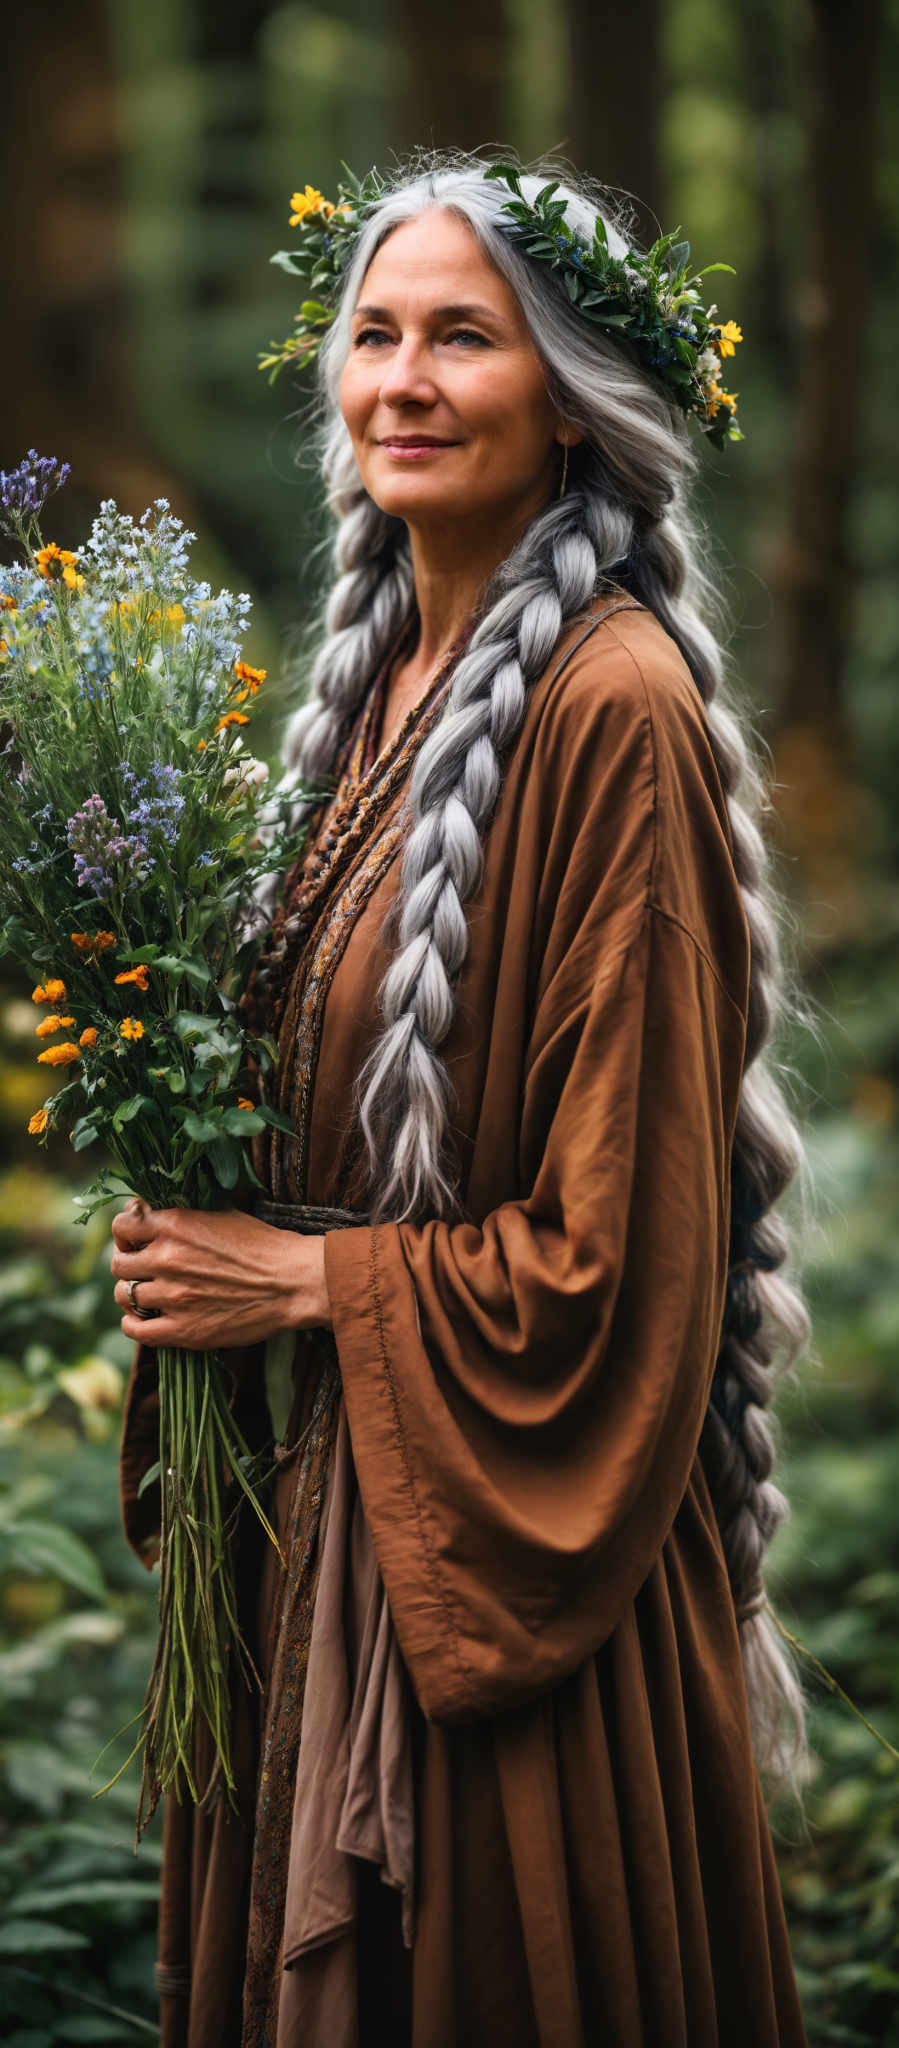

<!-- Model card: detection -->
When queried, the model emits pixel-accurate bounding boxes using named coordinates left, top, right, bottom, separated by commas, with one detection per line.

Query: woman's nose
left=377, top=338, right=437, bottom=408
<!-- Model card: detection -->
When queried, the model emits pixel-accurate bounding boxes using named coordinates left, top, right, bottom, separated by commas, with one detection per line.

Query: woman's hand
left=111, top=1199, right=331, bottom=1350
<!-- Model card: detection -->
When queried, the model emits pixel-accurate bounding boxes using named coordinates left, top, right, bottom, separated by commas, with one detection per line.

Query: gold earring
left=558, top=436, right=569, bottom=500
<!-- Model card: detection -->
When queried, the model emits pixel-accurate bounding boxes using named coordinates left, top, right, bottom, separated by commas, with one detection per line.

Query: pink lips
left=379, top=438, right=456, bottom=459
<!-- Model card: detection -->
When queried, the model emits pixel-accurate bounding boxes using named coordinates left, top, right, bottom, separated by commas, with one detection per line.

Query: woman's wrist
left=280, top=1232, right=332, bottom=1331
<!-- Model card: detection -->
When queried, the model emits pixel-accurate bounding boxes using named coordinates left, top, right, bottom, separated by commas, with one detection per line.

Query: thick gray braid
left=625, top=508, right=808, bottom=1781
left=351, top=483, right=632, bottom=1220
left=282, top=429, right=414, bottom=799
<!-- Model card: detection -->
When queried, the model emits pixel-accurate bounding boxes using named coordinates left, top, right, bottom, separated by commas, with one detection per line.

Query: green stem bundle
left=135, top=1346, right=280, bottom=1837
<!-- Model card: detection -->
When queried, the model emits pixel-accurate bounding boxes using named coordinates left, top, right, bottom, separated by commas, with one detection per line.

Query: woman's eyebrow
left=352, top=300, right=506, bottom=328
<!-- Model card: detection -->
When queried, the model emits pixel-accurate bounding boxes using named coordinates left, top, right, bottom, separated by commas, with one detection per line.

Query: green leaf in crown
left=258, top=168, right=387, bottom=383
left=260, top=160, right=744, bottom=450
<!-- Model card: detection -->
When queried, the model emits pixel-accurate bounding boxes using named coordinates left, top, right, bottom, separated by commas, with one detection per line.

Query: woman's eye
left=352, top=327, right=489, bottom=350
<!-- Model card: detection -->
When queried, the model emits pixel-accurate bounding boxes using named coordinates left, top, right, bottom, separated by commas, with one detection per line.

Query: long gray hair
left=280, top=153, right=809, bottom=1794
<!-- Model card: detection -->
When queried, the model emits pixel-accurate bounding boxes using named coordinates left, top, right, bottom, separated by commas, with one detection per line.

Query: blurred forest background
left=2, top=0, right=898, bottom=2041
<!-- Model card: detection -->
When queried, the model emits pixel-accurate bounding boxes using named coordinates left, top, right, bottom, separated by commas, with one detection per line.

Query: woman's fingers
left=120, top=1309, right=179, bottom=1348
left=113, top=1277, right=166, bottom=1315
left=111, top=1199, right=155, bottom=1251
left=110, top=1243, right=158, bottom=1280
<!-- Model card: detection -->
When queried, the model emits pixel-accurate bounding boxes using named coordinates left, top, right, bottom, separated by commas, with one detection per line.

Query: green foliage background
left=2, top=0, right=898, bottom=2041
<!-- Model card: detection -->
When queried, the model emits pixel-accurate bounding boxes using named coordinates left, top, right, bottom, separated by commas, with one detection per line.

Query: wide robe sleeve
left=323, top=619, right=751, bottom=1728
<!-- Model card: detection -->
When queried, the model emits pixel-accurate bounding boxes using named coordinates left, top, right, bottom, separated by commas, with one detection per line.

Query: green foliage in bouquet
left=0, top=452, right=328, bottom=1832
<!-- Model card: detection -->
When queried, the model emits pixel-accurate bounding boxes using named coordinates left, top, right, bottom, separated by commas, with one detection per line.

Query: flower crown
left=260, top=162, right=743, bottom=449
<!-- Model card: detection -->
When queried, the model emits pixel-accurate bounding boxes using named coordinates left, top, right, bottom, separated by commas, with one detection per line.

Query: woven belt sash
left=254, top=1199, right=370, bottom=1233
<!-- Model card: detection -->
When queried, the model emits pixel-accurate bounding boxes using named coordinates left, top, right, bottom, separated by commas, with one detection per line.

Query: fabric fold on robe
left=275, top=1397, right=414, bottom=2046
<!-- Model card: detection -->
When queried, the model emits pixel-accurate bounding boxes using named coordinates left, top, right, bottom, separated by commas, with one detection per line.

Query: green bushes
left=0, top=1177, right=160, bottom=2043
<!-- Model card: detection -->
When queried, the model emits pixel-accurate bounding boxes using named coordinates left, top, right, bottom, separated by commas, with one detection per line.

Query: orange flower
left=35, top=543, right=80, bottom=584
left=79, top=1027, right=98, bottom=1048
left=32, top=979, right=67, bottom=1004
left=114, top=964, right=150, bottom=991
left=197, top=738, right=207, bottom=751
left=232, top=662, right=266, bottom=694
left=120, top=1017, right=144, bottom=1042
left=35, top=1013, right=75, bottom=1038
left=237, top=1097, right=254, bottom=1112
left=215, top=711, right=250, bottom=732
left=37, top=1041, right=81, bottom=1067
left=28, top=1108, right=49, bottom=1136
left=71, top=930, right=117, bottom=956
left=0, top=593, right=16, bottom=613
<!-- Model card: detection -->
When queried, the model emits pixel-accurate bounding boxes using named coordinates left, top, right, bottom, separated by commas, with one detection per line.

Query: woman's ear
left=555, top=419, right=585, bottom=449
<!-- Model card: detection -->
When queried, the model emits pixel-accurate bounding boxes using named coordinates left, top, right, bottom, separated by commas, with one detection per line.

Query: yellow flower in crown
left=289, top=185, right=334, bottom=225
left=120, top=1016, right=144, bottom=1042
left=715, top=320, right=743, bottom=360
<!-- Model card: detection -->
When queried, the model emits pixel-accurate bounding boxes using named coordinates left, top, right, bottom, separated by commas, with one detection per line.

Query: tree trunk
left=0, top=0, right=174, bottom=533
left=394, top=0, right=510, bottom=154
left=734, top=0, right=795, bottom=375
left=774, top=0, right=882, bottom=734
left=562, top=0, right=665, bottom=238
left=768, top=0, right=883, bottom=926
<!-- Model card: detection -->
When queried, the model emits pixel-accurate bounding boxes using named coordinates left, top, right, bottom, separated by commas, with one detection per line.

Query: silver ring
left=127, top=1278, right=155, bottom=1320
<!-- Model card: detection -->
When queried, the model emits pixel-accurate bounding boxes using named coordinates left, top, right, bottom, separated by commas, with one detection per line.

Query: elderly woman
left=112, top=154, right=809, bottom=2046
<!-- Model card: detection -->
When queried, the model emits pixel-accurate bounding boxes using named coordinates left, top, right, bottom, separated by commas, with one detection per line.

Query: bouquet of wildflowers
left=0, top=452, right=327, bottom=1829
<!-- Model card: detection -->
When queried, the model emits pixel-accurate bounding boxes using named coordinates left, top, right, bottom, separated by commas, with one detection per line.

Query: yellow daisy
left=289, top=185, right=333, bottom=224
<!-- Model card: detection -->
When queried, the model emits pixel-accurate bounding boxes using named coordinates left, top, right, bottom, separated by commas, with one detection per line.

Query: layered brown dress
left=120, top=595, right=808, bottom=2046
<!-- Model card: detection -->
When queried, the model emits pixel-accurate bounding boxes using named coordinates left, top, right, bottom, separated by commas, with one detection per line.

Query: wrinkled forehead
left=353, top=208, right=527, bottom=329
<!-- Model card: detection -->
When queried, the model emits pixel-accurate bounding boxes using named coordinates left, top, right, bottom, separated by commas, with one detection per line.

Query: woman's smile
left=378, top=434, right=459, bottom=458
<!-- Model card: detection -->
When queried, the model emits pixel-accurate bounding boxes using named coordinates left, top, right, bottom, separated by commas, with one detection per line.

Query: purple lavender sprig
left=66, top=793, right=150, bottom=899
left=0, top=451, right=71, bottom=528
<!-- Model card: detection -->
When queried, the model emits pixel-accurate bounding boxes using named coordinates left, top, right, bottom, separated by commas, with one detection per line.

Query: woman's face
left=339, top=209, right=572, bottom=543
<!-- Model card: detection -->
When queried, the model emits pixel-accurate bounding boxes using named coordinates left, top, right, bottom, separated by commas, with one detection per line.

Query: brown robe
left=120, top=597, right=808, bottom=2046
